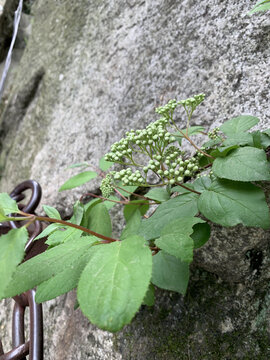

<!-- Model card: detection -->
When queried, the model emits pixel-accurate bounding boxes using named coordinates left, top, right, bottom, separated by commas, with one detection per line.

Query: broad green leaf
left=83, top=198, right=101, bottom=213
left=66, top=162, right=89, bottom=169
left=45, top=227, right=83, bottom=246
left=249, top=0, right=270, bottom=14
left=146, top=188, right=170, bottom=202
left=263, top=129, right=270, bottom=137
left=139, top=193, right=199, bottom=240
left=210, top=145, right=239, bottom=158
left=0, top=193, right=19, bottom=215
left=59, top=171, right=97, bottom=191
left=4, top=236, right=97, bottom=298
left=34, top=223, right=63, bottom=241
left=212, top=147, right=270, bottom=181
left=120, top=209, right=141, bottom=240
left=251, top=131, right=264, bottom=149
left=198, top=179, right=270, bottom=229
left=77, top=235, right=152, bottom=332
left=116, top=183, right=138, bottom=198
left=223, top=133, right=253, bottom=147
left=0, top=228, right=28, bottom=298
left=171, top=184, right=194, bottom=194
left=155, top=217, right=205, bottom=263
left=220, top=115, right=259, bottom=136
left=69, top=201, right=84, bottom=225
left=104, top=195, right=119, bottom=210
left=193, top=176, right=212, bottom=192
left=152, top=251, right=189, bottom=295
left=42, top=205, right=61, bottom=220
left=123, top=200, right=149, bottom=221
left=191, top=222, right=211, bottom=249
left=35, top=245, right=95, bottom=302
left=99, top=156, right=114, bottom=171
left=142, top=283, right=155, bottom=306
left=82, top=202, right=111, bottom=237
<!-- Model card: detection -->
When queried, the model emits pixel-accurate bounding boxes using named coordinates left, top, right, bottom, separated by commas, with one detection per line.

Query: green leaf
left=203, top=138, right=223, bottom=148
left=45, top=227, right=83, bottom=246
left=155, top=217, right=205, bottom=263
left=249, top=0, right=270, bottom=14
left=4, top=236, right=96, bottom=298
left=146, top=188, right=170, bottom=202
left=82, top=202, right=112, bottom=237
left=42, top=205, right=61, bottom=220
left=139, top=193, right=199, bottom=240
left=116, top=183, right=138, bottom=198
left=171, top=184, right=194, bottom=194
left=66, top=162, right=89, bottom=169
left=142, top=284, right=155, bottom=306
left=191, top=222, right=211, bottom=249
left=193, top=176, right=212, bottom=192
left=77, top=235, right=152, bottom=332
left=120, top=209, right=141, bottom=240
left=212, top=147, right=270, bottom=181
left=59, top=171, right=97, bottom=191
left=223, top=133, right=253, bottom=147
left=103, top=195, right=119, bottom=210
left=210, top=145, right=239, bottom=158
left=34, top=223, right=63, bottom=241
left=263, top=129, right=270, bottom=137
left=220, top=115, right=259, bottom=136
left=99, top=156, right=114, bottom=171
left=0, top=193, right=19, bottom=215
left=123, top=200, right=149, bottom=220
left=0, top=228, right=28, bottom=298
left=35, top=242, right=95, bottom=302
left=152, top=251, right=189, bottom=295
left=198, top=178, right=270, bottom=229
left=69, top=201, right=84, bottom=225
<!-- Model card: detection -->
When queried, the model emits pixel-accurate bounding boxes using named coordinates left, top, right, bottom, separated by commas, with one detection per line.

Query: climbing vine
left=0, top=94, right=269, bottom=332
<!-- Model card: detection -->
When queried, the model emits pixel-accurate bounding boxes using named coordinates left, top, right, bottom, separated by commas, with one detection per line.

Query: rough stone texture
left=0, top=0, right=270, bottom=359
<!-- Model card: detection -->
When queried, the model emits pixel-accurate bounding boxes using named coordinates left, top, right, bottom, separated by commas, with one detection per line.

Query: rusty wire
left=0, top=180, right=45, bottom=360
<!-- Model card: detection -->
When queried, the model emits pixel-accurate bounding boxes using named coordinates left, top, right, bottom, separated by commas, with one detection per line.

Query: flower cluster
left=100, top=175, right=114, bottom=198
left=208, top=127, right=220, bottom=140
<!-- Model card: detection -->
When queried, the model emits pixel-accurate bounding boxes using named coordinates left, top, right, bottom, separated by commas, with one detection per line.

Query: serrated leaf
left=0, top=193, right=19, bottom=215
left=35, top=242, right=95, bottom=302
left=220, top=115, right=259, bottom=136
left=45, top=227, right=83, bottom=246
left=155, top=217, right=205, bottom=263
left=142, top=283, right=155, bottom=306
left=77, top=235, right=152, bottom=332
left=152, top=251, right=189, bottom=295
left=139, top=193, right=199, bottom=240
left=210, top=145, right=239, bottom=158
left=59, top=171, right=97, bottom=191
left=198, top=178, right=270, bottom=229
left=82, top=202, right=111, bottom=237
left=0, top=228, right=28, bottom=298
left=212, top=147, right=270, bottom=181
left=4, top=236, right=96, bottom=298
left=223, top=133, right=253, bottom=147
left=99, top=156, right=114, bottom=171
left=191, top=222, right=211, bottom=249
left=146, top=188, right=170, bottom=202
left=42, top=205, right=61, bottom=220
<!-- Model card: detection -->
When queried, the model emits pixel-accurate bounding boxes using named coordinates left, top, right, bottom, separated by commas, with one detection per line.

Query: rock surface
left=0, top=0, right=270, bottom=358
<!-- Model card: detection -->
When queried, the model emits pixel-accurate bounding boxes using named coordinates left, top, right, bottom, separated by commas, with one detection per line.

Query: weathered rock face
left=0, top=0, right=270, bottom=358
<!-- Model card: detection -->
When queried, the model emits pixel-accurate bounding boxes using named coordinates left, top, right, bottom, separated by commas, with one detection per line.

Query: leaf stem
left=175, top=182, right=201, bottom=195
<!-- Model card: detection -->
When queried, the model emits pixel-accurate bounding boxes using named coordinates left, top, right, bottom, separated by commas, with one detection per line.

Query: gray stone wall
left=0, top=0, right=270, bottom=358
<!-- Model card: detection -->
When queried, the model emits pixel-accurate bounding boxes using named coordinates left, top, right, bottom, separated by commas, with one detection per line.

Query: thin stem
left=80, top=192, right=129, bottom=205
left=175, top=182, right=201, bottom=195
left=113, top=187, right=129, bottom=201
left=20, top=211, right=119, bottom=243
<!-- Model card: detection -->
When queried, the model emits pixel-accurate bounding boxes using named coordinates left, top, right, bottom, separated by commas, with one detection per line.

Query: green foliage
left=249, top=0, right=270, bottom=14
left=0, top=95, right=270, bottom=333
